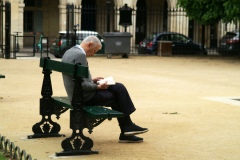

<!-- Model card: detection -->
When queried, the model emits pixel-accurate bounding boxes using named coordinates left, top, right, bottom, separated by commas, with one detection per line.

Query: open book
left=97, top=76, right=116, bottom=85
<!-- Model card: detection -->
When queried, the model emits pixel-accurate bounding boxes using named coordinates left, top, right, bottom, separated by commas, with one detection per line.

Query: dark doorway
left=163, top=0, right=168, bottom=31
left=135, top=0, right=146, bottom=44
left=210, top=24, right=217, bottom=48
left=81, top=0, right=96, bottom=31
left=188, top=20, right=194, bottom=40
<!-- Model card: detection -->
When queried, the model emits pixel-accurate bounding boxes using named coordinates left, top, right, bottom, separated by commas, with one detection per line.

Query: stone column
left=18, top=2, right=24, bottom=48
left=59, top=4, right=67, bottom=31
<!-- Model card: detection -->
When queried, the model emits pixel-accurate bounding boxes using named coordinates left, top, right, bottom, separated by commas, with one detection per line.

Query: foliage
left=223, top=0, right=240, bottom=22
left=177, top=0, right=240, bottom=24
left=0, top=151, right=7, bottom=160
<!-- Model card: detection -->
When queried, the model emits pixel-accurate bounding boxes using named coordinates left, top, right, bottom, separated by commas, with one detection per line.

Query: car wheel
left=199, top=50, right=207, bottom=56
left=54, top=54, right=61, bottom=58
left=237, top=51, right=240, bottom=58
left=122, top=53, right=128, bottom=58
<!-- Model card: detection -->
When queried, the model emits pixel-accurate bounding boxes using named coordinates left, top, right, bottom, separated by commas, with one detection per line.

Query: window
left=24, top=0, right=42, bottom=32
left=24, top=11, right=34, bottom=32
left=157, top=34, right=170, bottom=41
left=25, top=0, right=42, bottom=7
left=172, top=34, right=188, bottom=43
left=81, top=0, right=96, bottom=31
left=25, top=0, right=35, bottom=7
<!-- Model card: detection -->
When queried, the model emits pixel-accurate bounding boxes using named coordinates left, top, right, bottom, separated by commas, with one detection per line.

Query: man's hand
left=93, top=77, right=104, bottom=84
left=97, top=82, right=109, bottom=90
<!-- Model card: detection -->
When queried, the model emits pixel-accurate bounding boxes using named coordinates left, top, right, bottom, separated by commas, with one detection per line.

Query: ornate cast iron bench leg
left=56, top=110, right=98, bottom=156
left=28, top=98, right=65, bottom=138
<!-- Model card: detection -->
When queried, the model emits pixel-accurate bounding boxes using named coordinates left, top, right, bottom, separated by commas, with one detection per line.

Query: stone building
left=0, top=0, right=239, bottom=54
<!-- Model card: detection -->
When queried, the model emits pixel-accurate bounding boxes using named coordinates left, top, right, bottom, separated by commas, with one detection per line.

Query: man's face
left=86, top=43, right=101, bottom=57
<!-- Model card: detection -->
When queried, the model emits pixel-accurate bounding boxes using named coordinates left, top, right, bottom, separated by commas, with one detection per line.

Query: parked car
left=217, top=30, right=239, bottom=55
left=50, top=30, right=105, bottom=58
left=138, top=32, right=207, bottom=55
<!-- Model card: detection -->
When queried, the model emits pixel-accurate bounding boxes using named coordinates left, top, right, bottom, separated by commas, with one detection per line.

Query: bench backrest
left=39, top=57, right=88, bottom=78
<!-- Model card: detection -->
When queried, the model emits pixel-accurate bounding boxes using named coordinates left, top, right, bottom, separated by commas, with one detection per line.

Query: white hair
left=83, top=35, right=102, bottom=48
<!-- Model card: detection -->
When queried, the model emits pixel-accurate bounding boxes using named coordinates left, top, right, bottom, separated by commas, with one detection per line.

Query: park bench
left=28, top=57, right=123, bottom=156
left=0, top=74, right=5, bottom=78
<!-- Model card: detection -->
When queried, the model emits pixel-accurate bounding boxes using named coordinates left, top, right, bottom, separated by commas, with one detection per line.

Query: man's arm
left=75, top=54, right=108, bottom=90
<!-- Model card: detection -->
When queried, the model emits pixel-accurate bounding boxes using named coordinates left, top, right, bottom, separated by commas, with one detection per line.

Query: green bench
left=0, top=74, right=5, bottom=78
left=53, top=96, right=123, bottom=119
left=28, top=57, right=123, bottom=156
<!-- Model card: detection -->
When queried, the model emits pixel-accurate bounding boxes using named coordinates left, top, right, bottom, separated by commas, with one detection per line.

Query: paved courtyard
left=0, top=54, right=240, bottom=160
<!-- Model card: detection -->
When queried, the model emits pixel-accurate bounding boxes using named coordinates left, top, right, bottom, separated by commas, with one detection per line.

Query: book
left=97, top=76, right=116, bottom=85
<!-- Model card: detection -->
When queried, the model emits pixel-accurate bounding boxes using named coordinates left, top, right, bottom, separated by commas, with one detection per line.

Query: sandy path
left=0, top=55, right=240, bottom=160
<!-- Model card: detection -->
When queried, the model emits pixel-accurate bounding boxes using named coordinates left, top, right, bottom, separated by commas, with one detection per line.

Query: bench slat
left=84, top=106, right=123, bottom=119
left=53, top=96, right=123, bottom=119
left=0, top=74, right=5, bottom=78
left=53, top=96, right=72, bottom=108
left=40, top=58, right=89, bottom=78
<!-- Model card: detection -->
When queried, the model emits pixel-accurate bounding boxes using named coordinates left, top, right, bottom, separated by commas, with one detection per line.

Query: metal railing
left=0, top=134, right=32, bottom=160
left=65, top=4, right=239, bottom=56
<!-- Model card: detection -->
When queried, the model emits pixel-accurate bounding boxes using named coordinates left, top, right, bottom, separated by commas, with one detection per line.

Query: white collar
left=75, top=44, right=86, bottom=55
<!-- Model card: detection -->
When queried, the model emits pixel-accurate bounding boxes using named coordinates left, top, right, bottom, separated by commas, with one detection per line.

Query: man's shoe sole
left=118, top=139, right=143, bottom=143
left=124, top=129, right=148, bottom=136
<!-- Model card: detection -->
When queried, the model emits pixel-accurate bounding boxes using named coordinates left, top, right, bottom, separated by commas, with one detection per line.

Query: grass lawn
left=0, top=151, right=6, bottom=160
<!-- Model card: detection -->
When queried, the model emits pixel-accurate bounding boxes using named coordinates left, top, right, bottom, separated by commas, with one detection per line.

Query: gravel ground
left=0, top=54, right=240, bottom=160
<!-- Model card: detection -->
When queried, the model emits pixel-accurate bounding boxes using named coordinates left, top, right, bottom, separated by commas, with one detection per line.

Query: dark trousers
left=85, top=83, right=136, bottom=133
left=85, top=83, right=136, bottom=116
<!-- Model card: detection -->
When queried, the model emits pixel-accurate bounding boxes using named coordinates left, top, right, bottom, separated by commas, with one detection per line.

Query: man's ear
left=88, top=42, right=93, bottom=48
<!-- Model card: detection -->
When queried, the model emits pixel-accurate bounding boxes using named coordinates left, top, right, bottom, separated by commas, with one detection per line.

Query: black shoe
left=119, top=133, right=143, bottom=143
left=124, top=123, right=148, bottom=136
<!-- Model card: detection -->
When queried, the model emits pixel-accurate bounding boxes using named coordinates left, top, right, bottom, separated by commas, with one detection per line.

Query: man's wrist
left=95, top=84, right=99, bottom=90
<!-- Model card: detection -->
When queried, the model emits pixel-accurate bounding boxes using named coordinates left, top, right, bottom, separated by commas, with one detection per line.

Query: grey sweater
left=62, top=45, right=97, bottom=102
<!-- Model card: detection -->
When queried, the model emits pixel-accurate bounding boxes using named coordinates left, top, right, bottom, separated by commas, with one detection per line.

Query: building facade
left=0, top=0, right=239, bottom=55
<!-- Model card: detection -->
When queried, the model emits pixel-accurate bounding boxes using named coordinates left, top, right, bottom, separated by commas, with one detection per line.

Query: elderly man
left=62, top=35, right=148, bottom=143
